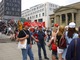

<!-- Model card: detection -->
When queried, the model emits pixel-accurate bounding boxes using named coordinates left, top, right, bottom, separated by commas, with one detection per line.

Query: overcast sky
left=22, top=0, right=80, bottom=11
left=0, top=0, right=80, bottom=11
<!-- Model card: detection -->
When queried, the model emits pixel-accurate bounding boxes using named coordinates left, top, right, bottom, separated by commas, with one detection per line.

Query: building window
left=37, top=7, right=38, bottom=9
left=6, top=11, right=9, bottom=15
left=42, top=13, right=44, bottom=16
left=30, top=16, right=31, bottom=19
left=39, top=14, right=41, bottom=17
left=42, top=8, right=44, bottom=11
left=53, top=5, right=54, bottom=7
left=28, top=17, right=29, bottom=20
left=49, top=8, right=52, bottom=10
left=38, top=19, right=43, bottom=22
left=36, top=15, right=38, bottom=18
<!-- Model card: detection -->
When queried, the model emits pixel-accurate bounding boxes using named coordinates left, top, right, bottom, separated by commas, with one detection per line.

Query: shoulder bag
left=18, top=30, right=27, bottom=49
left=59, top=33, right=67, bottom=49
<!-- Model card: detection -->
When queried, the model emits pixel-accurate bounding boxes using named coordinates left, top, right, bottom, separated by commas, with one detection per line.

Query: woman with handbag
left=48, top=27, right=58, bottom=60
left=56, top=25, right=65, bottom=60
left=17, top=22, right=34, bottom=60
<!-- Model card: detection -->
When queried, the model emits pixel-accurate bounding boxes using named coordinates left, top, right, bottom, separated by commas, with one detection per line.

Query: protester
left=56, top=25, right=65, bottom=60
left=18, top=20, right=23, bottom=32
left=48, top=27, right=58, bottom=60
left=65, top=25, right=68, bottom=31
left=66, top=26, right=80, bottom=60
left=36, top=25, right=49, bottom=60
left=62, top=22, right=78, bottom=60
left=46, top=27, right=52, bottom=42
left=29, top=27, right=39, bottom=44
left=17, top=22, right=34, bottom=60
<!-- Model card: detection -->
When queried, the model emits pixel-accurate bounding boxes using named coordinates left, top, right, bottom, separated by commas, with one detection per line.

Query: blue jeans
left=37, top=43, right=47, bottom=58
left=21, top=44, right=34, bottom=60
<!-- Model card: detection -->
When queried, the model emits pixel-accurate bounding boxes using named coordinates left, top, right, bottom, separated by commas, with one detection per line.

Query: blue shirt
left=65, top=31, right=78, bottom=44
left=37, top=30, right=45, bottom=44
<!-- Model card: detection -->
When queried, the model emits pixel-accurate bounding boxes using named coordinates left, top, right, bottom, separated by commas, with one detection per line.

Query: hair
left=57, top=25, right=65, bottom=36
left=78, top=26, right=80, bottom=32
left=67, top=27, right=76, bottom=38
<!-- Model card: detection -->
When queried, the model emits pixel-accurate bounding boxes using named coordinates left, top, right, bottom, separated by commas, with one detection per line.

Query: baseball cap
left=38, top=25, right=42, bottom=28
left=23, top=22, right=31, bottom=27
left=68, top=22, right=76, bottom=28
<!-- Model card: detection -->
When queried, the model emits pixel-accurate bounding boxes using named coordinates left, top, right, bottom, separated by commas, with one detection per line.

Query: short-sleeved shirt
left=65, top=31, right=78, bottom=44
left=37, top=30, right=45, bottom=44
left=18, top=29, right=31, bottom=44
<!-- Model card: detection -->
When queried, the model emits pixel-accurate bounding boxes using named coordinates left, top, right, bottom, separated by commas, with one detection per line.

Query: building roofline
left=22, top=9, right=29, bottom=12
left=54, top=2, right=80, bottom=13
left=22, top=2, right=60, bottom=12
left=67, top=2, right=80, bottom=6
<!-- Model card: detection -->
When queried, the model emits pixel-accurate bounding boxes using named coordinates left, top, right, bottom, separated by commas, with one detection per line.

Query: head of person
left=67, top=22, right=76, bottom=38
left=54, top=23, right=59, bottom=27
left=52, top=27, right=58, bottom=33
left=38, top=25, right=42, bottom=31
left=23, top=22, right=30, bottom=30
left=30, top=27, right=35, bottom=32
left=65, top=25, right=68, bottom=31
left=57, top=25, right=65, bottom=35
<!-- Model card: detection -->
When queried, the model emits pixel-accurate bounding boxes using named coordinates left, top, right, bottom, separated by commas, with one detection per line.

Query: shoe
left=44, top=57, right=49, bottom=60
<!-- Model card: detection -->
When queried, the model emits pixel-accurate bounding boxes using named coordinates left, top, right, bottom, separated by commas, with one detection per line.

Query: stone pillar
left=60, top=14, right=62, bottom=25
left=55, top=15, right=57, bottom=23
left=66, top=14, right=68, bottom=25
left=72, top=13, right=74, bottom=22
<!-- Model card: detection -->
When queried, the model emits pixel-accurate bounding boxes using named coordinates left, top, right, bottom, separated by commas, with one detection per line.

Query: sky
left=0, top=0, right=80, bottom=11
left=22, top=0, right=80, bottom=11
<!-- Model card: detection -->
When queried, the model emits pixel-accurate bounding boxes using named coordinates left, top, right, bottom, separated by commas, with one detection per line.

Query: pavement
left=0, top=32, right=11, bottom=43
left=0, top=33, right=52, bottom=60
left=0, top=42, right=52, bottom=60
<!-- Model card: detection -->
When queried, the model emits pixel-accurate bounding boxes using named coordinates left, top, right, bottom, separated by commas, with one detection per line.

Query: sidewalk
left=0, top=32, right=11, bottom=43
left=0, top=42, right=52, bottom=60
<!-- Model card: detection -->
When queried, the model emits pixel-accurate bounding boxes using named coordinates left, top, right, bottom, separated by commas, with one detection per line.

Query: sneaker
left=44, top=57, right=49, bottom=60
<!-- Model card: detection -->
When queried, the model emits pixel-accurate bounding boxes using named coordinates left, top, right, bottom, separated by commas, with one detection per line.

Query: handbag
left=51, top=41, right=57, bottom=52
left=18, top=39, right=27, bottom=49
left=18, top=30, right=27, bottom=49
left=59, top=33, right=67, bottom=49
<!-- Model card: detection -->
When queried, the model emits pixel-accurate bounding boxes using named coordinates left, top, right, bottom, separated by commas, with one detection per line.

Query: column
left=60, top=14, right=62, bottom=25
left=55, top=15, right=57, bottom=23
left=72, top=13, right=74, bottom=22
left=66, top=14, right=68, bottom=25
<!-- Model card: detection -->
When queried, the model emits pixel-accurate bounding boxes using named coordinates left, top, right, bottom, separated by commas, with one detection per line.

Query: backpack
left=59, top=34, right=67, bottom=49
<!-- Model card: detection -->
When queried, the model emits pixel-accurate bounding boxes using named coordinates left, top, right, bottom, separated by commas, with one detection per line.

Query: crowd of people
left=1, top=20, right=80, bottom=60
left=16, top=21, right=80, bottom=60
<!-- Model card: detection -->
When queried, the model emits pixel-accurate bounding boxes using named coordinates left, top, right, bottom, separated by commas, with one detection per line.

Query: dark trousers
left=47, top=35, right=50, bottom=42
left=37, top=42, right=47, bottom=58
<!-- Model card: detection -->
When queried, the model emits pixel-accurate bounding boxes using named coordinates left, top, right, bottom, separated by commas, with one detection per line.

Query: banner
left=23, top=21, right=45, bottom=27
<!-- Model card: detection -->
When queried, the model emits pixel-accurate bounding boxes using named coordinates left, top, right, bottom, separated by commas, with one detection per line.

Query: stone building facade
left=50, top=2, right=80, bottom=27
